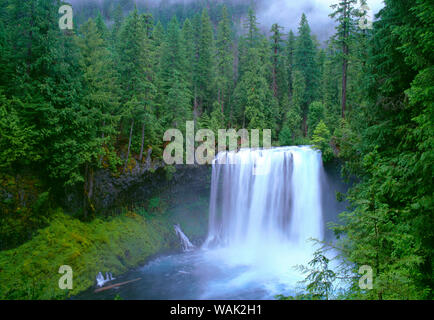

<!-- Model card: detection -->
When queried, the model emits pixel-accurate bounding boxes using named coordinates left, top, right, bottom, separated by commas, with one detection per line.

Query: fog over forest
left=68, top=0, right=384, bottom=42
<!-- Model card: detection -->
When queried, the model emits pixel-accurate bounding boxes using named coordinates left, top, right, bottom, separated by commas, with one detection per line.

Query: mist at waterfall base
left=78, top=147, right=348, bottom=300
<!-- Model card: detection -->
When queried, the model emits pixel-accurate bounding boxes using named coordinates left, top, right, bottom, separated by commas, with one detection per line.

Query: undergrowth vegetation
left=0, top=206, right=205, bottom=299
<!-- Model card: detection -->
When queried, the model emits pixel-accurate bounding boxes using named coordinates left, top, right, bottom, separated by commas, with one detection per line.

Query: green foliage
left=215, top=6, right=234, bottom=118
left=0, top=174, right=51, bottom=250
left=209, top=106, right=226, bottom=136
left=0, top=95, right=40, bottom=168
left=0, top=0, right=432, bottom=302
left=195, top=8, right=215, bottom=113
left=329, top=0, right=434, bottom=300
left=320, top=44, right=341, bottom=132
left=0, top=209, right=178, bottom=299
left=285, top=30, right=296, bottom=98
left=296, top=249, right=337, bottom=300
left=279, top=107, right=303, bottom=147
left=233, top=8, right=279, bottom=134
left=294, top=13, right=320, bottom=121
left=307, top=101, right=325, bottom=138
left=147, top=196, right=169, bottom=215
left=270, top=23, right=289, bottom=118
left=114, top=294, right=124, bottom=300
left=76, top=17, right=121, bottom=173
left=159, top=16, right=191, bottom=129
left=0, top=1, right=333, bottom=185
left=311, top=121, right=333, bottom=163
left=164, top=165, right=177, bottom=181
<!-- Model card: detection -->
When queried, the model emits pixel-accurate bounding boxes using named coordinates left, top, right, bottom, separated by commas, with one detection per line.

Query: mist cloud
left=68, top=0, right=384, bottom=42
left=256, top=0, right=384, bottom=41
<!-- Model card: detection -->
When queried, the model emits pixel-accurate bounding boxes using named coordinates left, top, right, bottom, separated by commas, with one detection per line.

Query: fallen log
left=94, top=278, right=142, bottom=293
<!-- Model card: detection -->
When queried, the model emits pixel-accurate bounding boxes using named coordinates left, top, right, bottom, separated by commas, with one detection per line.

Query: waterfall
left=204, top=146, right=324, bottom=272
left=174, top=224, right=195, bottom=252
left=82, top=147, right=330, bottom=299
left=96, top=272, right=115, bottom=288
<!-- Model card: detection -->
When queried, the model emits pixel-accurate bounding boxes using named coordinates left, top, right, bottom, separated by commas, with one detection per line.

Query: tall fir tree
left=294, top=13, right=319, bottom=136
left=215, top=5, right=234, bottom=119
left=285, top=30, right=296, bottom=101
left=76, top=18, right=121, bottom=167
left=196, top=8, right=215, bottom=115
left=329, top=0, right=358, bottom=118
left=159, top=16, right=191, bottom=129
left=181, top=18, right=195, bottom=95
left=117, top=7, right=155, bottom=171
left=270, top=23, right=289, bottom=130
left=234, top=8, right=278, bottom=133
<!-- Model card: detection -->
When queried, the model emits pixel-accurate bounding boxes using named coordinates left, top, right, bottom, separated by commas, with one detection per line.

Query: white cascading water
left=96, top=272, right=115, bottom=287
left=202, top=146, right=325, bottom=295
left=174, top=224, right=195, bottom=252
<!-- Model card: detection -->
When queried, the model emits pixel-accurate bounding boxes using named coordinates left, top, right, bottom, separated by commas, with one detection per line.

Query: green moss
left=0, top=173, right=50, bottom=250
left=0, top=209, right=179, bottom=300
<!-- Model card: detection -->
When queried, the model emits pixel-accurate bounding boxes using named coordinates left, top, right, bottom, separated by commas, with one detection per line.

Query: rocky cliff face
left=61, top=162, right=212, bottom=215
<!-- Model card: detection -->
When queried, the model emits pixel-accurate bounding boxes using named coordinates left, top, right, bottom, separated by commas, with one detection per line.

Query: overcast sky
left=256, top=0, right=384, bottom=41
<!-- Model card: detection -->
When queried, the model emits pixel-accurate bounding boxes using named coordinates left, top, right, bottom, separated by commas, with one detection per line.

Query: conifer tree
left=182, top=18, right=195, bottom=94
left=293, top=14, right=319, bottom=136
left=152, top=21, right=165, bottom=121
left=117, top=8, right=155, bottom=171
left=270, top=23, right=283, bottom=98
left=329, top=0, right=358, bottom=118
left=279, top=69, right=304, bottom=145
left=76, top=18, right=120, bottom=166
left=215, top=6, right=234, bottom=117
left=285, top=30, right=296, bottom=99
left=321, top=45, right=341, bottom=132
left=196, top=8, right=215, bottom=114
left=159, top=16, right=191, bottom=129
left=95, top=12, right=109, bottom=42
left=112, top=3, right=123, bottom=44
left=270, top=23, right=289, bottom=128
left=234, top=8, right=278, bottom=133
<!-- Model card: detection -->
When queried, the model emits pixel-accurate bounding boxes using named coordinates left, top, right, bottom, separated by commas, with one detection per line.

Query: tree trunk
left=139, top=121, right=145, bottom=162
left=193, top=86, right=198, bottom=127
left=272, top=41, right=278, bottom=97
left=370, top=193, right=382, bottom=300
left=98, top=120, right=106, bottom=166
left=27, top=2, right=35, bottom=75
left=342, top=53, right=348, bottom=118
left=83, top=164, right=95, bottom=219
left=124, top=119, right=134, bottom=173
left=303, top=115, right=308, bottom=137
left=229, top=100, right=233, bottom=127
left=94, top=278, right=142, bottom=293
left=341, top=4, right=349, bottom=119
left=88, top=168, right=94, bottom=201
left=83, top=164, right=88, bottom=219
left=218, top=88, right=222, bottom=113
left=146, top=147, right=153, bottom=169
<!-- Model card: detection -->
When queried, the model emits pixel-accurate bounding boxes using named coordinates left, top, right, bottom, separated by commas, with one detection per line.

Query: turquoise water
left=76, top=248, right=304, bottom=300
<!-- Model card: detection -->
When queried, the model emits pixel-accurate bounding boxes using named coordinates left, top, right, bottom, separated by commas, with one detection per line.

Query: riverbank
left=0, top=202, right=208, bottom=300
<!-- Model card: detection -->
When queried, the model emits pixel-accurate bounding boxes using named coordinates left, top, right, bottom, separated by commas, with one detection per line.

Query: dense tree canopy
left=0, top=0, right=432, bottom=300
